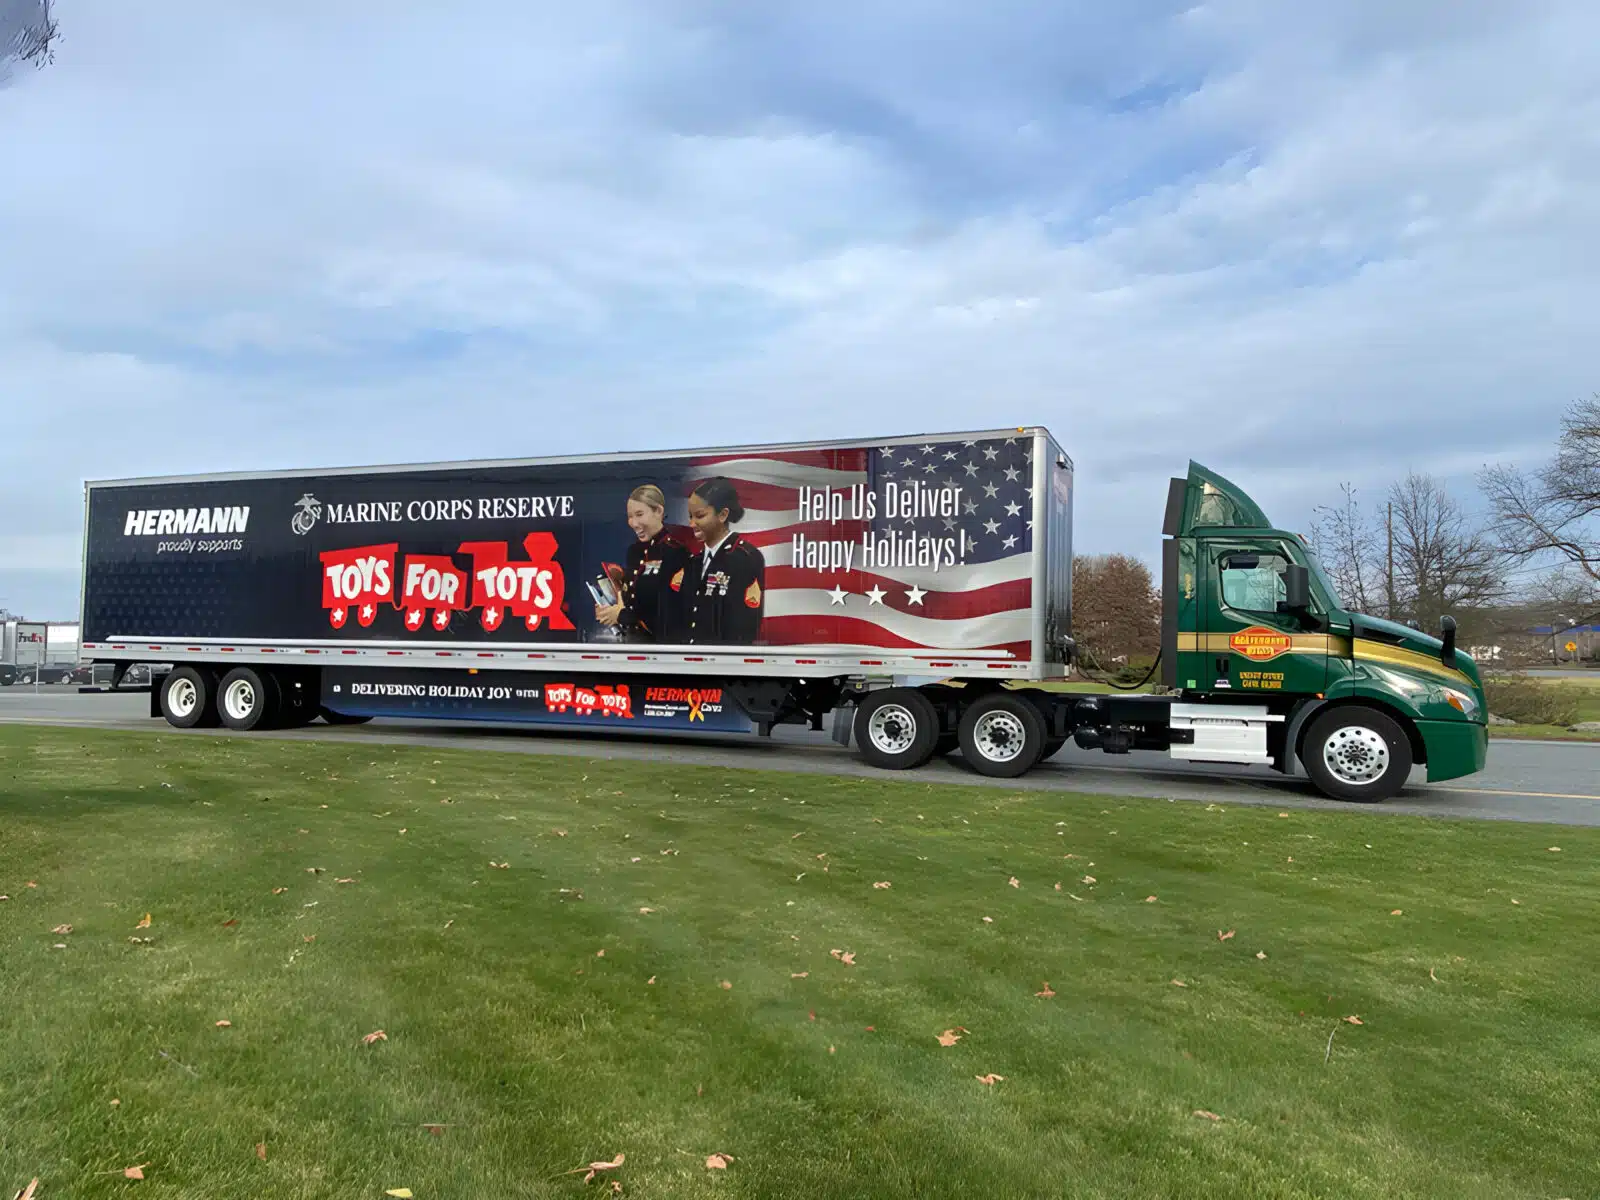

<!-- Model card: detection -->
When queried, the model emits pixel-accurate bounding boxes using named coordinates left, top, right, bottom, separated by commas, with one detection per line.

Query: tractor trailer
left=77, top=427, right=1488, bottom=801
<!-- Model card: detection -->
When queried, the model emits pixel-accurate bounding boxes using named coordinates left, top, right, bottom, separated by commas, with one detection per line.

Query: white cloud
left=1, top=0, right=1597, bottom=618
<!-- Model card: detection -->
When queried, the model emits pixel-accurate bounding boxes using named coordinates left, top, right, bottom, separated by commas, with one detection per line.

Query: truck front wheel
left=160, top=666, right=220, bottom=729
left=854, top=689, right=939, bottom=770
left=1303, top=707, right=1413, bottom=802
left=958, top=693, right=1046, bottom=778
left=218, top=667, right=280, bottom=731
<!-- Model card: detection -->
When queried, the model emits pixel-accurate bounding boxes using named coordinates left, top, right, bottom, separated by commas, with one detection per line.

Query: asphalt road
left=4, top=685, right=1599, bottom=826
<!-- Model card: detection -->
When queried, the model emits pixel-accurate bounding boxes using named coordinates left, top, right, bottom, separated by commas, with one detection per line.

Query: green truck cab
left=1161, top=462, right=1489, bottom=800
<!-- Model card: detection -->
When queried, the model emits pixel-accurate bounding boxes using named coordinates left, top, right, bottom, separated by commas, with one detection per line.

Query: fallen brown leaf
left=1035, top=982, right=1056, bottom=998
left=1255, top=951, right=1267, bottom=960
left=1193, top=1110, right=1222, bottom=1121
left=489, top=861, right=509, bottom=869
left=1171, top=979, right=1187, bottom=987
left=1008, top=877, right=1020, bottom=888
left=51, top=924, right=72, bottom=934
left=571, top=1153, right=625, bottom=1183
left=596, top=949, right=606, bottom=957
left=1429, top=967, right=1439, bottom=983
left=272, top=887, right=287, bottom=895
left=1054, top=882, right=1062, bottom=891
left=303, top=935, right=316, bottom=943
left=610, top=1182, right=623, bottom=1195
left=646, top=976, right=656, bottom=985
left=422, top=1124, right=445, bottom=1136
left=124, top=1164, right=149, bottom=1179
left=1217, top=929, right=1235, bottom=942
left=222, top=918, right=239, bottom=928
left=215, top=1020, right=232, bottom=1028
left=362, top=1029, right=387, bottom=1046
left=305, top=867, right=323, bottom=874
left=719, top=980, right=732, bottom=990
left=872, top=881, right=892, bottom=890
left=385, top=1191, right=413, bottom=1199
left=1344, top=1015, right=1364, bottom=1025
left=705, top=1153, right=733, bottom=1170
left=135, top=913, right=152, bottom=930
left=638, top=907, right=655, bottom=914
left=256, top=1141, right=267, bottom=1161
left=335, top=878, right=356, bottom=885
left=110, top=1098, right=120, bottom=1107
left=1144, top=896, right=1157, bottom=903
left=25, top=881, right=37, bottom=888
left=937, top=1029, right=962, bottom=1047
left=1549, top=847, right=1561, bottom=852
left=982, top=916, right=994, bottom=923
left=975, top=1073, right=1004, bottom=1085
left=1082, top=875, right=1096, bottom=884
left=1391, top=909, right=1403, bottom=916
left=791, top=971, right=809, bottom=978
left=15, top=1179, right=39, bottom=1200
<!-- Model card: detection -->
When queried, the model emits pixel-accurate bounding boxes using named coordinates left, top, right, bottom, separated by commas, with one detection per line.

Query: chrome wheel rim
left=867, top=703, right=918, bottom=756
left=1323, top=725, right=1390, bottom=785
left=168, top=677, right=198, bottom=718
left=223, top=678, right=256, bottom=721
left=973, top=710, right=1027, bottom=763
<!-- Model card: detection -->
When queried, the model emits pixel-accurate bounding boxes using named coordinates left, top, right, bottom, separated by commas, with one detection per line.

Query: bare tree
left=1388, top=471, right=1503, bottom=632
left=1, top=0, right=57, bottom=76
left=1073, top=554, right=1160, bottom=667
left=1308, top=483, right=1384, bottom=615
left=1482, top=394, right=1600, bottom=586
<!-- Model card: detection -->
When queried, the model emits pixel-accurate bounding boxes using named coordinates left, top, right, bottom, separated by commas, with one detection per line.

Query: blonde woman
left=595, top=484, right=690, bottom=643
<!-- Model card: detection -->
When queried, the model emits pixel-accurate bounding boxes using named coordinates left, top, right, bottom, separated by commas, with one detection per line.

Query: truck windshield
left=1300, top=546, right=1342, bottom=610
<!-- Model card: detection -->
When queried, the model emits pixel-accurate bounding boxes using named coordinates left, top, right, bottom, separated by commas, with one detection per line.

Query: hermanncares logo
left=124, top=506, right=251, bottom=537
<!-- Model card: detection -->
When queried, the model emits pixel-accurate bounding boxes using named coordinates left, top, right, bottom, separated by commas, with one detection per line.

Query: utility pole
left=1385, top=501, right=1395, bottom=621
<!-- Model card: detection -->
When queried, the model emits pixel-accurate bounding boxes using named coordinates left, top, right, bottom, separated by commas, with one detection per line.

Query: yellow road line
left=1439, top=786, right=1600, bottom=802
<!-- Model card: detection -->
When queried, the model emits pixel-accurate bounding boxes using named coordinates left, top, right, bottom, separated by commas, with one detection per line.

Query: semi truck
left=77, top=427, right=1488, bottom=801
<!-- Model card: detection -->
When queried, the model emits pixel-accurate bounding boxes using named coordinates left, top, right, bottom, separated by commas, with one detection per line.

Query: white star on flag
left=827, top=585, right=848, bottom=606
left=1004, top=466, right=1021, bottom=481
left=942, top=450, right=957, bottom=461
left=865, top=585, right=886, bottom=605
left=984, top=518, right=1001, bottom=535
left=983, top=446, right=999, bottom=460
left=920, top=444, right=935, bottom=455
left=964, top=462, right=979, bottom=476
left=983, top=482, right=999, bottom=498
left=1003, top=534, right=1018, bottom=549
left=904, top=585, right=927, bottom=606
left=1005, top=501, right=1022, bottom=516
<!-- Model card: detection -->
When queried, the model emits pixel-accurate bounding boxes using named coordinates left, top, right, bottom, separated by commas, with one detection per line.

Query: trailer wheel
left=218, top=667, right=280, bottom=731
left=160, top=666, right=220, bottom=729
left=320, top=708, right=373, bottom=726
left=1302, top=707, right=1412, bottom=803
left=958, top=693, right=1046, bottom=778
left=854, top=689, right=939, bottom=770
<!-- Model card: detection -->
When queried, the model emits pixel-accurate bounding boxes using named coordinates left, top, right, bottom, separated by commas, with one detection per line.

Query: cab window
left=1220, top=552, right=1289, bottom=614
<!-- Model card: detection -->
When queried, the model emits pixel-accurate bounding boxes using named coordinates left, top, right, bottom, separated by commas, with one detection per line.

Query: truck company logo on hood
left=1229, top=626, right=1293, bottom=661
left=124, top=506, right=250, bottom=536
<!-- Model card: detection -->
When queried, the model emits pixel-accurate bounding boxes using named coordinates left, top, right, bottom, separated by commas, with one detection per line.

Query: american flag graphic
left=672, top=437, right=1036, bottom=658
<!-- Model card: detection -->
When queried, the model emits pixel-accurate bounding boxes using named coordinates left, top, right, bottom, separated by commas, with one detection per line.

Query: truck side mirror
left=1439, top=614, right=1457, bottom=667
left=1281, top=563, right=1310, bottom=612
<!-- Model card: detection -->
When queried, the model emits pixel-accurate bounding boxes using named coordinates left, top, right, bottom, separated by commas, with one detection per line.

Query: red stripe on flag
left=757, top=614, right=1029, bottom=657
left=763, top=568, right=1031, bottom=620
left=687, top=450, right=870, bottom=471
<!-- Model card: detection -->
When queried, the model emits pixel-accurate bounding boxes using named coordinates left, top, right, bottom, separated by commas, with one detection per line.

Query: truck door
left=1204, top=544, right=1327, bottom=698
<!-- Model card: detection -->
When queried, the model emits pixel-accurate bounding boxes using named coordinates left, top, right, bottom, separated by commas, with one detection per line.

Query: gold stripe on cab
left=1177, top=631, right=1474, bottom=687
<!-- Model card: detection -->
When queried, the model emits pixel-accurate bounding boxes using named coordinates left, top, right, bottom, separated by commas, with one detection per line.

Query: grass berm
left=2, top=726, right=1598, bottom=1199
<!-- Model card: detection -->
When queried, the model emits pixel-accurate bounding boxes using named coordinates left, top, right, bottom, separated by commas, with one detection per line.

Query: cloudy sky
left=1, top=0, right=1595, bottom=620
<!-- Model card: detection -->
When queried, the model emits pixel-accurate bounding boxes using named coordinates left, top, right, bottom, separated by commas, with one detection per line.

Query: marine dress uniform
left=616, top=531, right=690, bottom=643
left=674, top=533, right=765, bottom=645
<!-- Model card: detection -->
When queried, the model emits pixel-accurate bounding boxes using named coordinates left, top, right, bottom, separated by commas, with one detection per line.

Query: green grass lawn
left=3, top=727, right=1599, bottom=1199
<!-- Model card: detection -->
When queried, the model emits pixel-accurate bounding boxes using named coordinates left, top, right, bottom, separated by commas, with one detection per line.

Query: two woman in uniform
left=594, top=477, right=765, bottom=645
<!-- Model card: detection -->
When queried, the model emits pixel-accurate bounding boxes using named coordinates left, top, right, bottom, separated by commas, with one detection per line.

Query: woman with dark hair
left=595, top=483, right=689, bottom=643
left=672, top=475, right=765, bottom=645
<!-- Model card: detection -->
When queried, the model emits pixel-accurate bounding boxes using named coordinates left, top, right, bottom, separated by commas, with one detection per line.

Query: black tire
left=217, top=667, right=280, bottom=731
left=1302, top=706, right=1413, bottom=803
left=320, top=708, right=373, bottom=726
left=1040, top=736, right=1067, bottom=761
left=160, top=666, right=220, bottom=729
left=960, top=694, right=1049, bottom=780
left=958, top=693, right=1047, bottom=778
left=853, top=688, right=940, bottom=770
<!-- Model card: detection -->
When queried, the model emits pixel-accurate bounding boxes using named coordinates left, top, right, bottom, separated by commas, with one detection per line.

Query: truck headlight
left=1440, top=686, right=1479, bottom=718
